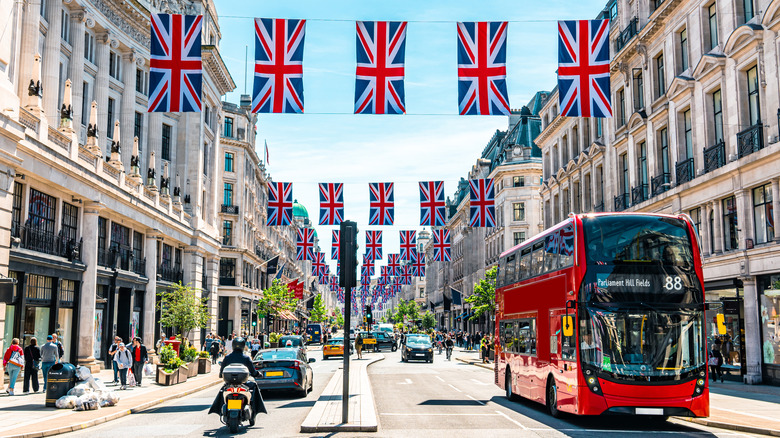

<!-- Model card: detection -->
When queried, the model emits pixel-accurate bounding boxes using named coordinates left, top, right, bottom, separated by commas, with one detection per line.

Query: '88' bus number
left=664, top=276, right=683, bottom=290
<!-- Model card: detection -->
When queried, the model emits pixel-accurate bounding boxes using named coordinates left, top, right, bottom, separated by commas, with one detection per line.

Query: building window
left=136, top=68, right=144, bottom=93
left=133, top=231, right=144, bottom=264
left=61, top=202, right=78, bottom=241
left=638, top=141, right=648, bottom=191
left=513, top=232, right=525, bottom=246
left=225, top=152, right=234, bottom=172
left=224, top=117, right=233, bottom=138
left=679, top=28, right=689, bottom=73
left=203, top=142, right=210, bottom=177
left=223, top=221, right=233, bottom=246
left=28, top=189, right=56, bottom=234
left=744, top=0, right=755, bottom=22
left=84, top=32, right=95, bottom=64
left=161, top=243, right=172, bottom=268
left=659, top=127, right=670, bottom=177
left=81, top=81, right=90, bottom=125
left=753, top=184, right=775, bottom=244
left=220, top=258, right=236, bottom=285
left=61, top=9, right=70, bottom=44
left=98, top=217, right=107, bottom=251
left=723, top=196, right=738, bottom=250
left=620, top=153, right=629, bottom=195
left=106, top=98, right=115, bottom=139
left=25, top=274, right=53, bottom=302
left=690, top=207, right=702, bottom=242
left=633, top=69, right=644, bottom=111
left=513, top=202, right=525, bottom=221
left=512, top=176, right=524, bottom=187
left=109, top=52, right=121, bottom=80
left=161, top=124, right=172, bottom=161
left=596, top=117, right=603, bottom=138
left=204, top=105, right=211, bottom=128
left=747, top=65, right=761, bottom=126
left=40, top=0, right=47, bottom=18
left=11, top=182, right=23, bottom=233
left=134, top=112, right=143, bottom=152
left=224, top=183, right=233, bottom=205
left=617, top=88, right=626, bottom=127
left=683, top=109, right=693, bottom=159
left=655, top=53, right=665, bottom=98
left=708, top=3, right=719, bottom=50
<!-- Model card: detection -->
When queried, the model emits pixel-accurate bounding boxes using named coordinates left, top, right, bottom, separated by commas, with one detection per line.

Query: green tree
left=406, top=300, right=421, bottom=322
left=257, top=279, right=297, bottom=321
left=421, top=310, right=436, bottom=330
left=379, top=315, right=387, bottom=323
left=309, top=294, right=327, bottom=322
left=466, top=267, right=496, bottom=321
left=335, top=312, right=344, bottom=328
left=158, top=282, right=210, bottom=340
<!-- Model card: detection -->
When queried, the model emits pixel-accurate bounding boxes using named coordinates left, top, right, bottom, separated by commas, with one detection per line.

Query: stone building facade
left=537, top=0, right=780, bottom=385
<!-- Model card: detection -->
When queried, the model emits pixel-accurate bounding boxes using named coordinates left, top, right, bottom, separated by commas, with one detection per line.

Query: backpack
left=8, top=349, right=25, bottom=367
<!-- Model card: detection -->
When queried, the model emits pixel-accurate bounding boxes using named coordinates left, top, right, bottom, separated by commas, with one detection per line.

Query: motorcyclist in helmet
left=209, top=337, right=267, bottom=426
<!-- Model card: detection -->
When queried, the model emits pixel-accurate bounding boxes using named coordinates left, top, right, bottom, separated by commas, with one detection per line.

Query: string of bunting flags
left=147, top=13, right=613, bottom=117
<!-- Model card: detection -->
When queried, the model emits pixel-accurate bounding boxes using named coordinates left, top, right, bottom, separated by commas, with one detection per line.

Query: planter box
left=157, top=368, right=179, bottom=386
left=197, top=357, right=212, bottom=374
left=270, top=342, right=279, bottom=348
left=178, top=364, right=189, bottom=382
left=186, top=362, right=198, bottom=378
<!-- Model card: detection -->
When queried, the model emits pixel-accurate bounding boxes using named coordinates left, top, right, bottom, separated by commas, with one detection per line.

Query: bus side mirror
left=716, top=314, right=727, bottom=335
left=562, top=315, right=574, bottom=337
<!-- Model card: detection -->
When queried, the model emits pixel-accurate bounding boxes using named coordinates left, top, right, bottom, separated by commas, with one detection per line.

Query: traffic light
left=365, top=305, right=373, bottom=326
left=339, top=221, right=358, bottom=288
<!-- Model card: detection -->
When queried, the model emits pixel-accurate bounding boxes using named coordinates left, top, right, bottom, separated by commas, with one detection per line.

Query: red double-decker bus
left=495, top=213, right=708, bottom=418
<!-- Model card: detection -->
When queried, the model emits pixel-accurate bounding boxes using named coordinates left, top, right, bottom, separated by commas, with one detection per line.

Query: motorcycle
left=220, top=365, right=255, bottom=433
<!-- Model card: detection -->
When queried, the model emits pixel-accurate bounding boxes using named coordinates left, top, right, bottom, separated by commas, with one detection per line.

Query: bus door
left=550, top=308, right=577, bottom=413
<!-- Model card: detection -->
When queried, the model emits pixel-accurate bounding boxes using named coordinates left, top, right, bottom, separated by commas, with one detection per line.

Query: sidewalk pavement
left=0, top=365, right=222, bottom=438
left=456, top=351, right=780, bottom=437
left=300, top=352, right=383, bottom=433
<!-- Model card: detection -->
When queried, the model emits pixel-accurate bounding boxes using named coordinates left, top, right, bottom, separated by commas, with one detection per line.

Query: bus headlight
left=692, top=375, right=706, bottom=397
left=583, top=368, right=602, bottom=394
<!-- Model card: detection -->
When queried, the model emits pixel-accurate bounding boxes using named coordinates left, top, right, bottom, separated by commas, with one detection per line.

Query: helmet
left=285, top=340, right=293, bottom=347
left=233, top=337, right=247, bottom=351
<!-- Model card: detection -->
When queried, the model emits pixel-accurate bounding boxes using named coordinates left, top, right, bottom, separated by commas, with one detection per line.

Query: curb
left=3, top=377, right=222, bottom=438
left=456, top=357, right=494, bottom=370
left=300, top=354, right=384, bottom=433
left=679, top=418, right=780, bottom=437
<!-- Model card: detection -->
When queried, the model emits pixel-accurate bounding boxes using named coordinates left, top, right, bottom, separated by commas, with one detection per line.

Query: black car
left=401, top=334, right=433, bottom=363
left=253, top=347, right=315, bottom=397
left=368, top=331, right=397, bottom=352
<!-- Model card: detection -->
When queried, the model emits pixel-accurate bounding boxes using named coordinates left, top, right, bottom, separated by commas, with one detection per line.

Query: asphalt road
left=58, top=347, right=761, bottom=438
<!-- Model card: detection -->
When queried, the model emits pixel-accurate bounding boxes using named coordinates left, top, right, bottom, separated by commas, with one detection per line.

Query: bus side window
left=532, top=242, right=545, bottom=276
left=497, top=259, right=506, bottom=287
left=502, top=321, right=515, bottom=352
left=544, top=232, right=560, bottom=272
left=559, top=224, right=574, bottom=267
left=520, top=248, right=531, bottom=280
left=505, top=255, right=516, bottom=285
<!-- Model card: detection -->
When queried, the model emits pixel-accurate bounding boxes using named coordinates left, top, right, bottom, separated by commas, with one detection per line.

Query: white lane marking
left=435, top=375, right=445, bottom=382
left=381, top=413, right=499, bottom=416
left=470, top=378, right=490, bottom=385
left=466, top=394, right=485, bottom=405
left=711, top=406, right=780, bottom=422
left=397, top=378, right=413, bottom=385
left=448, top=384, right=462, bottom=392
left=495, top=410, right=528, bottom=430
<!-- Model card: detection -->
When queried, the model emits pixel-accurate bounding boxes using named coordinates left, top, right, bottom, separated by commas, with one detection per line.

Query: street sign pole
left=339, top=220, right=358, bottom=424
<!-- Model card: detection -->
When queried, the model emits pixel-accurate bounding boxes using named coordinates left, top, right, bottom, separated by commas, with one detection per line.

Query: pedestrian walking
left=40, top=335, right=60, bottom=391
left=3, top=338, right=24, bottom=395
left=108, top=336, right=121, bottom=383
left=355, top=332, right=363, bottom=359
left=113, top=343, right=132, bottom=390
left=210, top=337, right=221, bottom=364
left=709, top=347, right=724, bottom=383
left=23, top=338, right=41, bottom=393
left=480, top=336, right=489, bottom=363
left=156, top=336, right=166, bottom=353
left=445, top=335, right=454, bottom=360
left=52, top=333, right=65, bottom=360
left=225, top=335, right=233, bottom=353
left=131, top=337, right=148, bottom=387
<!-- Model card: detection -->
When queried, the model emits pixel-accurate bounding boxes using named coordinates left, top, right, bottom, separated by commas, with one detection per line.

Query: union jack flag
left=296, top=228, right=315, bottom=261
left=363, top=254, right=373, bottom=266
left=457, top=22, right=510, bottom=115
left=361, top=263, right=374, bottom=278
left=148, top=14, right=202, bottom=112
left=557, top=20, right=611, bottom=118
left=387, top=254, right=400, bottom=277
left=433, top=229, right=451, bottom=262
left=267, top=182, right=293, bottom=226
left=399, top=230, right=417, bottom=261
left=252, top=18, right=306, bottom=113
left=469, top=178, right=495, bottom=227
left=312, top=252, right=327, bottom=278
left=361, top=274, right=371, bottom=286
left=331, top=230, right=340, bottom=260
left=381, top=266, right=390, bottom=280
left=330, top=275, right=339, bottom=292
left=355, top=21, right=407, bottom=114
left=365, top=230, right=383, bottom=261
left=419, top=181, right=446, bottom=226
left=400, top=266, right=412, bottom=285
left=319, top=183, right=344, bottom=225
left=369, top=183, right=394, bottom=226
left=412, top=253, right=426, bottom=277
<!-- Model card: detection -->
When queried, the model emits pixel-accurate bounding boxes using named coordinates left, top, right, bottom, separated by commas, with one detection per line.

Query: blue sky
left=213, top=0, right=607, bottom=270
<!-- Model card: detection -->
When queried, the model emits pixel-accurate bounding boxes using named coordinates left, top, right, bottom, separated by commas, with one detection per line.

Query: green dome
left=292, top=199, right=309, bottom=219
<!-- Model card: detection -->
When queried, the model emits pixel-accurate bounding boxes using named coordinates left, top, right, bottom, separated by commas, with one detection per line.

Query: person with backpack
left=3, top=338, right=24, bottom=395
left=113, top=343, right=133, bottom=390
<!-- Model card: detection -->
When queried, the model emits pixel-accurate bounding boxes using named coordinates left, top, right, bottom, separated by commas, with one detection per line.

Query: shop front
left=759, top=274, right=780, bottom=385
left=705, top=278, right=747, bottom=380
left=95, top=274, right=147, bottom=363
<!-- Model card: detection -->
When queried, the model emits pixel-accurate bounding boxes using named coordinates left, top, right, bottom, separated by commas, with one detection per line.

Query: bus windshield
left=581, top=306, right=705, bottom=381
left=582, top=215, right=694, bottom=268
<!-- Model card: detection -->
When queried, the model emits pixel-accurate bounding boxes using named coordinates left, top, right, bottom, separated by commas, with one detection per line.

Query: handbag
left=127, top=369, right=137, bottom=387
left=708, top=356, right=718, bottom=366
left=8, top=350, right=25, bottom=367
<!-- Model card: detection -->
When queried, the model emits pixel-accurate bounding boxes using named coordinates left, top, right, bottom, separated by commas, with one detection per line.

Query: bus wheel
left=546, top=377, right=562, bottom=418
left=505, top=369, right=518, bottom=401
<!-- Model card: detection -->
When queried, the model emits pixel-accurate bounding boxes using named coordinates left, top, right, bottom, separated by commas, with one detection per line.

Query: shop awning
left=279, top=310, right=297, bottom=321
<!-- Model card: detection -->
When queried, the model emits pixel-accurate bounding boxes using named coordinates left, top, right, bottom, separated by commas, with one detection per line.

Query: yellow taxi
left=323, top=337, right=348, bottom=359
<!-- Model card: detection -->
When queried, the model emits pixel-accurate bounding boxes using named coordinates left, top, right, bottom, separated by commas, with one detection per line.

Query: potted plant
left=156, top=345, right=178, bottom=385
left=269, top=332, right=281, bottom=348
left=181, top=346, right=199, bottom=378
left=158, top=356, right=184, bottom=386
left=197, top=350, right=212, bottom=374
left=178, top=358, right=190, bottom=383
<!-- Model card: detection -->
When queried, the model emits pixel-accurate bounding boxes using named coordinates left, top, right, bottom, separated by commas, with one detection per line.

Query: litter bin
left=45, top=363, right=77, bottom=407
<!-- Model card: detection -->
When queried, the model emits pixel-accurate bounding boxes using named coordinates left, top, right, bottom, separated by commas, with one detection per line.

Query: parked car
left=253, top=347, right=315, bottom=397
left=401, top=334, right=433, bottom=363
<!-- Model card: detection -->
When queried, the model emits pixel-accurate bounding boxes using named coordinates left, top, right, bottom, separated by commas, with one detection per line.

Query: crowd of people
left=2, top=333, right=65, bottom=396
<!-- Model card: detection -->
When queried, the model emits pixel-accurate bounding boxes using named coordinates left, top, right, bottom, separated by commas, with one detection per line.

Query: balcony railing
left=703, top=140, right=726, bottom=173
left=13, top=223, right=83, bottom=262
left=158, top=264, right=183, bottom=283
left=220, top=277, right=236, bottom=286
left=614, top=193, right=630, bottom=212
left=594, top=202, right=604, bottom=212
left=221, top=204, right=239, bottom=214
left=132, top=256, right=146, bottom=276
left=97, top=247, right=115, bottom=268
left=631, top=184, right=648, bottom=205
left=737, top=123, right=764, bottom=159
left=675, top=158, right=695, bottom=185
left=615, top=18, right=638, bottom=53
left=651, top=173, right=671, bottom=197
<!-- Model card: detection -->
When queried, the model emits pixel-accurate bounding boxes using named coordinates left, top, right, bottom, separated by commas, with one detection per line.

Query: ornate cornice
left=89, top=0, right=150, bottom=47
